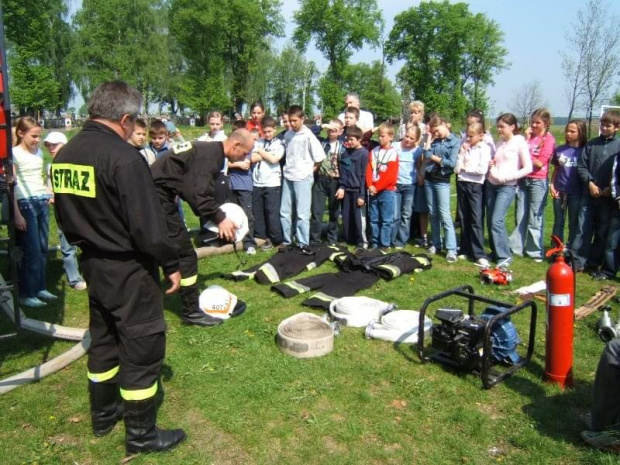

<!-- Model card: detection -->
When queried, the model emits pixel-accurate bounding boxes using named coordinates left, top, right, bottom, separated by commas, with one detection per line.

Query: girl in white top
left=488, top=121, right=532, bottom=186
left=455, top=122, right=491, bottom=265
left=197, top=111, right=228, bottom=174
left=486, top=113, right=532, bottom=264
left=398, top=100, right=426, bottom=141
left=13, top=117, right=58, bottom=307
left=197, top=111, right=227, bottom=142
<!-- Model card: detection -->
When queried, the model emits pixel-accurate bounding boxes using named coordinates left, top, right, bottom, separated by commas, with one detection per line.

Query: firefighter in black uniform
left=150, top=130, right=254, bottom=326
left=51, top=81, right=186, bottom=455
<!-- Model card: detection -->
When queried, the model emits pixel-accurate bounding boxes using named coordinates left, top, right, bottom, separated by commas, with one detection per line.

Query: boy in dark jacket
left=310, top=118, right=345, bottom=245
left=336, top=126, right=368, bottom=248
left=574, top=110, right=620, bottom=275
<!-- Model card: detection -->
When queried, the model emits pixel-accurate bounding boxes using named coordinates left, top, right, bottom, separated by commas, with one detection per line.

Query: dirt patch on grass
left=389, top=399, right=408, bottom=410
left=324, top=436, right=348, bottom=454
left=184, top=409, right=255, bottom=464
left=475, top=401, right=503, bottom=421
left=49, top=434, right=80, bottom=447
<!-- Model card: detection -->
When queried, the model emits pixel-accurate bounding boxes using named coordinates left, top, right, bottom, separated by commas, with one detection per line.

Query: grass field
left=0, top=124, right=617, bottom=464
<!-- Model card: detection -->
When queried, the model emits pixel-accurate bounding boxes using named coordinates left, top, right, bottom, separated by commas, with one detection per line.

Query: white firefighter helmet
left=199, top=285, right=238, bottom=320
left=204, top=203, right=249, bottom=243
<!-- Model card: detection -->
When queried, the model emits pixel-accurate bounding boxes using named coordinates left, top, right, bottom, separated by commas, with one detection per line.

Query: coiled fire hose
left=276, top=313, right=334, bottom=358
left=328, top=296, right=395, bottom=327
left=365, top=310, right=433, bottom=344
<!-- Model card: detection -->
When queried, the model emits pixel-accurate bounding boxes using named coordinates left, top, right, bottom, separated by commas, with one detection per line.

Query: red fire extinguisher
left=544, top=235, right=575, bottom=389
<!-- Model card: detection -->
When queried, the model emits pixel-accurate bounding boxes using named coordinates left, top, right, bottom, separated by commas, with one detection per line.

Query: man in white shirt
left=337, top=93, right=374, bottom=132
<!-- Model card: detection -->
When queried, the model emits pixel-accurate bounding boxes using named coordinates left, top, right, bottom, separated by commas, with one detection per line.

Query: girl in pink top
left=486, top=113, right=532, bottom=264
left=509, top=108, right=556, bottom=261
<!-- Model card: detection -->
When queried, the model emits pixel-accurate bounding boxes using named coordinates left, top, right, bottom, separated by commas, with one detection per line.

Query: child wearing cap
left=44, top=131, right=87, bottom=291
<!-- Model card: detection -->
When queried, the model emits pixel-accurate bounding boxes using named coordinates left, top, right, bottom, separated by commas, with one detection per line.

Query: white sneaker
left=19, top=296, right=47, bottom=308
left=446, top=252, right=458, bottom=264
left=426, top=246, right=437, bottom=255
left=458, top=254, right=469, bottom=260
left=476, top=258, right=490, bottom=267
left=71, top=281, right=87, bottom=291
left=246, top=247, right=256, bottom=255
left=37, top=290, right=58, bottom=301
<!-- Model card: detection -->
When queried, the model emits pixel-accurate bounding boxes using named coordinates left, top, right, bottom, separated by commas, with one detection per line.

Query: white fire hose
left=328, top=296, right=395, bottom=328
left=276, top=312, right=334, bottom=359
left=365, top=310, right=433, bottom=344
left=0, top=334, right=90, bottom=395
left=0, top=274, right=89, bottom=394
left=0, top=279, right=87, bottom=341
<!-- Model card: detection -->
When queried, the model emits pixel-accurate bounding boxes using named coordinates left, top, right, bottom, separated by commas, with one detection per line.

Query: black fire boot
left=89, top=381, right=123, bottom=437
left=180, top=285, right=223, bottom=327
left=124, top=397, right=186, bottom=454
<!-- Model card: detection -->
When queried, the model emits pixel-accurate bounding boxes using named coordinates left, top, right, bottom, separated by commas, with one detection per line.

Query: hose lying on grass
left=328, top=296, right=395, bottom=328
left=365, top=310, right=433, bottom=344
left=276, top=312, right=334, bottom=359
left=0, top=334, right=90, bottom=395
left=0, top=273, right=90, bottom=395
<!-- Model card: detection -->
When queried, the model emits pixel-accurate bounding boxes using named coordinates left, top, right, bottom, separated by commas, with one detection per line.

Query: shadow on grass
left=504, top=361, right=593, bottom=445
left=391, top=340, right=418, bottom=363
left=0, top=261, right=72, bottom=377
left=391, top=336, right=594, bottom=447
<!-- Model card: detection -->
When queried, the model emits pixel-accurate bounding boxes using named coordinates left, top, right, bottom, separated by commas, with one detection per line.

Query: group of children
left=11, top=100, right=620, bottom=309
left=125, top=101, right=620, bottom=278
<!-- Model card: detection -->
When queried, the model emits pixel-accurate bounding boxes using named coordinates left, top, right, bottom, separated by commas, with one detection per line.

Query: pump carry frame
left=417, top=285, right=537, bottom=389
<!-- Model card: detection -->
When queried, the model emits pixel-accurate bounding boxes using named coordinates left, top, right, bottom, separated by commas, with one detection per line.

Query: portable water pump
left=417, top=286, right=537, bottom=389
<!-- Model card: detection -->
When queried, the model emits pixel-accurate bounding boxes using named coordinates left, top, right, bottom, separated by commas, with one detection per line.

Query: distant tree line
left=3, top=0, right=510, bottom=122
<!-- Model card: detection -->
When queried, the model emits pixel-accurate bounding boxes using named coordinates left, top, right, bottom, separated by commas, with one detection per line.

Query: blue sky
left=279, top=0, right=619, bottom=118
left=67, top=0, right=618, bottom=117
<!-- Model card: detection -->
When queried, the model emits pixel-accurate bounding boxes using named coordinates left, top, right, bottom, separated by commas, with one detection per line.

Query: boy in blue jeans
left=281, top=105, right=325, bottom=248
left=366, top=123, right=399, bottom=250
left=252, top=117, right=284, bottom=250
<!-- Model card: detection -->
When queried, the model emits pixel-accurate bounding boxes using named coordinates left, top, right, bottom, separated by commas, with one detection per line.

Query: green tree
left=317, top=77, right=343, bottom=119
left=4, top=0, right=73, bottom=115
left=386, top=0, right=507, bottom=120
left=269, top=45, right=318, bottom=115
left=293, top=0, right=383, bottom=115
left=70, top=0, right=168, bottom=106
left=461, top=14, right=508, bottom=112
left=170, top=0, right=283, bottom=115
left=8, top=52, right=61, bottom=116
left=151, top=35, right=188, bottom=115
left=341, top=62, right=400, bottom=122
left=244, top=47, right=277, bottom=112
